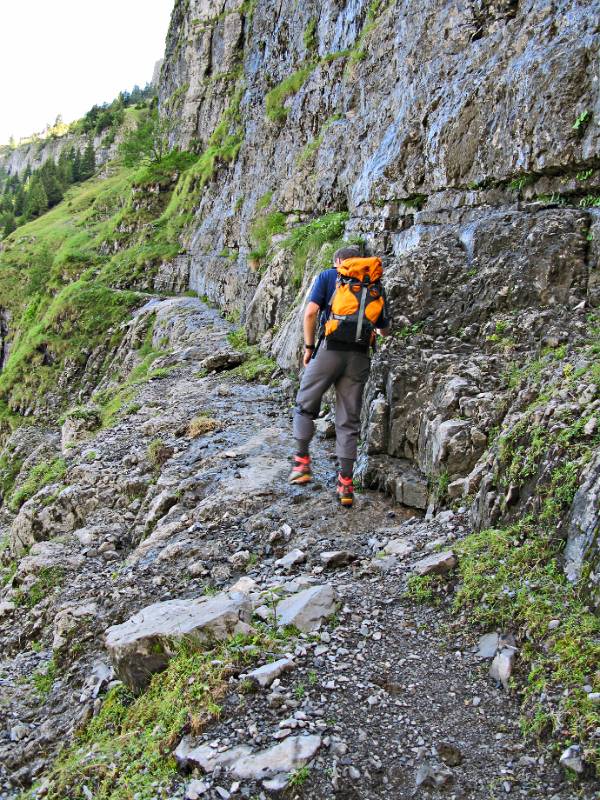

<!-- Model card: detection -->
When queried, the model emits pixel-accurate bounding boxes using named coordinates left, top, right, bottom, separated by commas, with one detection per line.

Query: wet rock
left=437, top=742, right=463, bottom=766
left=105, top=591, right=252, bottom=691
left=382, top=539, right=414, bottom=558
left=185, top=779, right=209, bottom=798
left=275, top=584, right=337, bottom=632
left=198, top=351, right=246, bottom=373
left=53, top=601, right=98, bottom=651
left=412, top=550, right=457, bottom=576
left=476, top=632, right=499, bottom=659
left=564, top=450, right=600, bottom=603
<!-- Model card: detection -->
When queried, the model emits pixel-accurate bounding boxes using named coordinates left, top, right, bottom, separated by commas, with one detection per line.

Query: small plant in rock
left=294, top=682, right=306, bottom=700
left=572, top=109, right=591, bottom=133
left=32, top=658, right=57, bottom=698
left=239, top=678, right=257, bottom=694
left=14, top=567, right=64, bottom=609
left=147, top=438, right=172, bottom=469
left=187, top=415, right=220, bottom=438
left=404, top=574, right=444, bottom=605
left=288, top=764, right=310, bottom=787
left=308, top=670, right=318, bottom=686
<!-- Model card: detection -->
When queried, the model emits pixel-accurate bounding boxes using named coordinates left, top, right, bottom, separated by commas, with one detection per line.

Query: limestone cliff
left=0, top=1, right=599, bottom=797
left=156, top=0, right=600, bottom=575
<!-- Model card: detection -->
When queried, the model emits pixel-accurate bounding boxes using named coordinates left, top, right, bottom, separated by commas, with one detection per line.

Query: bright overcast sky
left=0, top=0, right=174, bottom=145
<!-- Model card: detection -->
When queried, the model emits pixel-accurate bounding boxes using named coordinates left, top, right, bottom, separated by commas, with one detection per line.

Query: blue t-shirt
left=309, top=268, right=390, bottom=328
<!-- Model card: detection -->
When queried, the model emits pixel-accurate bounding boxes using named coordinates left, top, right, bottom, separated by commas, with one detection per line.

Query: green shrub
left=9, top=458, right=67, bottom=511
left=249, top=210, right=287, bottom=261
left=281, top=211, right=349, bottom=288
left=14, top=567, right=64, bottom=609
left=265, top=63, right=316, bottom=122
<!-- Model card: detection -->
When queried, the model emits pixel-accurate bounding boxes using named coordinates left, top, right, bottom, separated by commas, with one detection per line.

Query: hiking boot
left=289, top=454, right=312, bottom=484
left=337, top=473, right=354, bottom=507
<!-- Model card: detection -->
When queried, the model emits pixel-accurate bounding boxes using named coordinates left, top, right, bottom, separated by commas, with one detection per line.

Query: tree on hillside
left=80, top=141, right=96, bottom=180
left=39, top=159, right=63, bottom=207
left=13, top=187, right=25, bottom=217
left=72, top=148, right=81, bottom=182
left=118, top=109, right=173, bottom=166
left=24, top=175, right=48, bottom=218
left=2, top=213, right=16, bottom=237
left=58, top=149, right=73, bottom=186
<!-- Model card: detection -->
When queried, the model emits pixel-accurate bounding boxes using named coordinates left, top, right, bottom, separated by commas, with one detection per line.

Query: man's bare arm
left=303, top=301, right=320, bottom=365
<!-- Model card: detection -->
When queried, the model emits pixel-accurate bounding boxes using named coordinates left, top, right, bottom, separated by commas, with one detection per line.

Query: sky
left=0, top=0, right=174, bottom=145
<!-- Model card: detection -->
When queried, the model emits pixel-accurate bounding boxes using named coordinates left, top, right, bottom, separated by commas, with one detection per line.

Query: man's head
left=334, top=245, right=362, bottom=268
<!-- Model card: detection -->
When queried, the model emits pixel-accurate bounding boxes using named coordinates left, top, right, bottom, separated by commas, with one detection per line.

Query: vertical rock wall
left=157, top=0, right=599, bottom=536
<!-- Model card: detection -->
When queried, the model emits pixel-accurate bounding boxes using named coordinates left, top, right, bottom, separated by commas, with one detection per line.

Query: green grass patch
left=280, top=211, right=350, bottom=289
left=297, top=114, right=343, bottom=165
left=14, top=566, right=64, bottom=609
left=8, top=457, right=67, bottom=511
left=249, top=210, right=287, bottom=261
left=265, top=63, right=317, bottom=123
left=227, top=328, right=278, bottom=382
left=33, top=658, right=58, bottom=698
left=35, top=634, right=271, bottom=800
left=454, top=522, right=600, bottom=771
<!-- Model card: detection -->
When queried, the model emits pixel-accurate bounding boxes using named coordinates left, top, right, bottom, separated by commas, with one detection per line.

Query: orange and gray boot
left=289, top=454, right=312, bottom=484
left=336, top=473, right=354, bottom=506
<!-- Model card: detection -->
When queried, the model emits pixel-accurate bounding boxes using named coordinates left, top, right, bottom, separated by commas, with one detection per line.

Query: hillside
left=0, top=0, right=599, bottom=798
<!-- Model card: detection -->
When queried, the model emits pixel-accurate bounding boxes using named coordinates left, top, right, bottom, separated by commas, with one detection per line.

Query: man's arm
left=303, top=301, right=320, bottom=366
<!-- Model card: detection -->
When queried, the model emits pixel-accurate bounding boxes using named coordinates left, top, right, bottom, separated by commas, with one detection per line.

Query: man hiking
left=289, top=245, right=391, bottom=506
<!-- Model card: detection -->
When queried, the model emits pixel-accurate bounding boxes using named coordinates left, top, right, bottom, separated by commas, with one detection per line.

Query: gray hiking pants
left=293, top=343, right=371, bottom=459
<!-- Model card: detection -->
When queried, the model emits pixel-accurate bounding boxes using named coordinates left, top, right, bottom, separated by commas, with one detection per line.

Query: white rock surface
left=243, top=657, right=295, bottom=688
left=105, top=591, right=252, bottom=691
left=275, top=584, right=337, bottom=632
left=412, top=550, right=457, bottom=576
left=175, top=734, right=321, bottom=780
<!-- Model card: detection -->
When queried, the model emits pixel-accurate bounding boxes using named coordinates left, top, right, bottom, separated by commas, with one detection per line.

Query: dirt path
left=0, top=298, right=595, bottom=800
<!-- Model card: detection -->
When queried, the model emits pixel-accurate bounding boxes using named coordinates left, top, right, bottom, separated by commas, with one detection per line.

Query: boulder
left=564, top=450, right=600, bottom=605
left=242, top=657, right=295, bottom=688
left=175, top=734, right=322, bottom=781
left=105, top=591, right=252, bottom=692
left=275, top=584, right=336, bottom=632
left=412, top=551, right=457, bottom=576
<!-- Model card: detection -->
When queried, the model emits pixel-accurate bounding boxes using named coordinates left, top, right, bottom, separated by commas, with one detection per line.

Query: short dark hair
left=334, top=245, right=362, bottom=263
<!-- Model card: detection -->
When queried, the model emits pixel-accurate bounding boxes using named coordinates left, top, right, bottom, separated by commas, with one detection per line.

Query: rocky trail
left=0, top=297, right=595, bottom=800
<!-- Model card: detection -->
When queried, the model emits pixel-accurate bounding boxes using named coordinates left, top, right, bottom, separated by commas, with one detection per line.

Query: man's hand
left=303, top=349, right=313, bottom=366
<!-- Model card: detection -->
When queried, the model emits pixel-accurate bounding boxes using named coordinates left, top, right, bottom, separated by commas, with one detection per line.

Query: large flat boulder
left=275, top=584, right=337, bottom=632
left=105, top=591, right=252, bottom=692
left=175, top=734, right=322, bottom=781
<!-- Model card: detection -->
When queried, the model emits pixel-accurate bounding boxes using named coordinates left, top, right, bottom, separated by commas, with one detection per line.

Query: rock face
left=105, top=591, right=253, bottom=691
left=563, top=451, right=600, bottom=603
left=155, top=0, right=599, bottom=527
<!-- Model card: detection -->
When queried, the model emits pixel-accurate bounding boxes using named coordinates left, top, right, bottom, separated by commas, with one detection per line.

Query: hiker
left=289, top=245, right=391, bottom=506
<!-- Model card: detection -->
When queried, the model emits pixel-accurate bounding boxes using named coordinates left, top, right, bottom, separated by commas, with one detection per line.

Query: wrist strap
left=305, top=343, right=315, bottom=350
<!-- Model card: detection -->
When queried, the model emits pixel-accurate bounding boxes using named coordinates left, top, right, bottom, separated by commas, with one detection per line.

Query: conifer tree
left=80, top=140, right=96, bottom=180
left=2, top=213, right=16, bottom=237
left=58, top=149, right=73, bottom=186
left=13, top=187, right=25, bottom=217
left=24, top=175, right=48, bottom=218
left=72, top=149, right=81, bottom=182
left=39, top=160, right=63, bottom=207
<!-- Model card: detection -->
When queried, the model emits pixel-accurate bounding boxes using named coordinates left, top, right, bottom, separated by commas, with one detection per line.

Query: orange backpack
left=324, top=256, right=385, bottom=347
